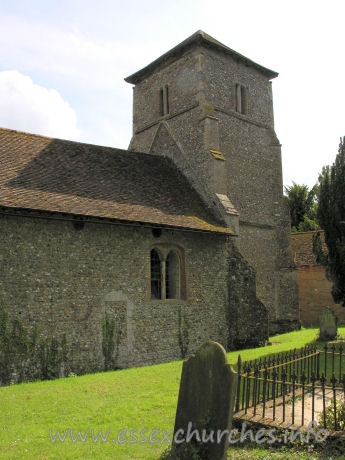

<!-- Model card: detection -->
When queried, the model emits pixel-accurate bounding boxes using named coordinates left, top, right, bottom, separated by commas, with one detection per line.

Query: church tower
left=125, top=31, right=299, bottom=334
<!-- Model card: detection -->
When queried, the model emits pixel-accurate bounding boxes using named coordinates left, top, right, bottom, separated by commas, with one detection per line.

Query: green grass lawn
left=1, top=327, right=344, bottom=460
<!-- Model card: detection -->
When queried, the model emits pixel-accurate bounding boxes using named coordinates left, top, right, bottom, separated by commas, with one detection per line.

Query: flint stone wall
left=0, top=212, right=266, bottom=373
left=129, top=46, right=299, bottom=335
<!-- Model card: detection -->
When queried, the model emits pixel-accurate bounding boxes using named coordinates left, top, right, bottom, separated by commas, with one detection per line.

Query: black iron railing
left=234, top=344, right=345, bottom=430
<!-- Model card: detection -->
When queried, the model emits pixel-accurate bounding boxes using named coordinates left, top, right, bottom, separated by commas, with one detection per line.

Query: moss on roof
left=0, top=127, right=233, bottom=235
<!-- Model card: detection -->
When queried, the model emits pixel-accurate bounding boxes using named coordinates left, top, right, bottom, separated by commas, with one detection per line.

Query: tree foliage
left=284, top=182, right=319, bottom=232
left=317, top=137, right=345, bottom=306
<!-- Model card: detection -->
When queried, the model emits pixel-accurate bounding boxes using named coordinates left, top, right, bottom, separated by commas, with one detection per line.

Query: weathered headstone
left=319, top=306, right=337, bottom=341
left=172, top=342, right=238, bottom=460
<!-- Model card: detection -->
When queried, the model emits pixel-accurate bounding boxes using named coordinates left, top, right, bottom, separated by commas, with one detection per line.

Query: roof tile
left=0, top=127, right=232, bottom=234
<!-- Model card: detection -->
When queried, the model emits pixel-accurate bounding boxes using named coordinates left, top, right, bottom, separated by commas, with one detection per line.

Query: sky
left=0, top=0, right=344, bottom=189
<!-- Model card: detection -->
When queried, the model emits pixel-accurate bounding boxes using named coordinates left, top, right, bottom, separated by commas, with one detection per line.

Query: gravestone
left=319, top=306, right=337, bottom=341
left=172, top=342, right=238, bottom=460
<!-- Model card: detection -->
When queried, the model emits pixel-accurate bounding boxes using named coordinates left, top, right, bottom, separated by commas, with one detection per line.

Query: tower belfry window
left=159, top=88, right=164, bottom=116
left=159, top=85, right=169, bottom=116
left=235, top=84, right=247, bottom=115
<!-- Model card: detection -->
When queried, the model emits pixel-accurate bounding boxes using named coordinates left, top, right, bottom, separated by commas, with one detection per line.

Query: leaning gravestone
left=319, top=306, right=337, bottom=341
left=172, top=342, right=238, bottom=460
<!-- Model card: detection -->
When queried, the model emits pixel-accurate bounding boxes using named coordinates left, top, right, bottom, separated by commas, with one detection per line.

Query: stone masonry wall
left=203, top=51, right=299, bottom=333
left=128, top=45, right=299, bottom=335
left=226, top=240, right=268, bottom=349
left=201, top=48, right=275, bottom=128
left=131, top=48, right=202, bottom=135
left=0, top=212, right=262, bottom=373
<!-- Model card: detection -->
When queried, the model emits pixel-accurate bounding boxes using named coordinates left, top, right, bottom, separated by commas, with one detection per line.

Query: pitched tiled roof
left=125, top=30, right=278, bottom=84
left=290, top=231, right=328, bottom=267
left=0, top=127, right=233, bottom=234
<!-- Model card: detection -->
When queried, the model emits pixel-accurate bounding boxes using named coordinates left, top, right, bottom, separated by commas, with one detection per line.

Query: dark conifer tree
left=316, top=137, right=345, bottom=306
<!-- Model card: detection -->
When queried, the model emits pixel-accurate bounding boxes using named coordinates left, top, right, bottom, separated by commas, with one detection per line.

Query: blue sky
left=0, top=0, right=344, bottom=188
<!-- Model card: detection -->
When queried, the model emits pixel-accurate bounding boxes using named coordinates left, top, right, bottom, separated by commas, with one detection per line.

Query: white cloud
left=0, top=70, right=79, bottom=139
left=1, top=1, right=345, bottom=186
left=0, top=12, right=159, bottom=90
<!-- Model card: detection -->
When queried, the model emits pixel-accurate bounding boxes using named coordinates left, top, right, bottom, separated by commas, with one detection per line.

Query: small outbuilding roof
left=125, top=30, right=278, bottom=84
left=0, top=127, right=233, bottom=235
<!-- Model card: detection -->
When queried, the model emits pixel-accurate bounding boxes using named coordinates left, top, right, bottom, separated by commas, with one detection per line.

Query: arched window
left=166, top=251, right=180, bottom=299
left=150, top=247, right=184, bottom=300
left=150, top=249, right=162, bottom=299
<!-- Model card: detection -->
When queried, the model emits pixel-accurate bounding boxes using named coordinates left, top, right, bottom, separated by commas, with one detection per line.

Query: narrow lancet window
left=166, top=251, right=180, bottom=299
left=235, top=84, right=247, bottom=115
left=159, top=85, right=169, bottom=116
left=151, top=249, right=162, bottom=299
left=236, top=84, right=242, bottom=113
left=159, top=88, right=164, bottom=116
left=165, top=85, right=169, bottom=115
left=240, top=85, right=247, bottom=115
